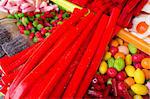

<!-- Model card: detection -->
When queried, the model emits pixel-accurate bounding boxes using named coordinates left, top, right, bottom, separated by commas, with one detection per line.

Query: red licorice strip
left=37, top=12, right=101, bottom=98
left=122, top=0, right=140, bottom=13
left=49, top=23, right=96, bottom=98
left=0, top=45, right=33, bottom=73
left=6, top=8, right=88, bottom=99
left=75, top=7, right=120, bottom=97
left=1, top=70, right=19, bottom=85
left=23, top=12, right=94, bottom=98
left=63, top=14, right=109, bottom=98
left=133, top=0, right=148, bottom=16
left=3, top=43, right=40, bottom=75
left=11, top=10, right=91, bottom=98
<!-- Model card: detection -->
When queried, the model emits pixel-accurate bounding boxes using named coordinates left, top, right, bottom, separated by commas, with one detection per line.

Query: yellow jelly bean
left=125, top=54, right=132, bottom=65
left=125, top=65, right=135, bottom=77
left=134, top=68, right=145, bottom=84
left=104, top=52, right=111, bottom=61
left=99, top=61, right=108, bottom=74
left=133, top=95, right=143, bottom=99
left=131, top=84, right=148, bottom=95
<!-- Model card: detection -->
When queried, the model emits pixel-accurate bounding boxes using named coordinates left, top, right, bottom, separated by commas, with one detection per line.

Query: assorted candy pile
left=86, top=37, right=150, bottom=98
left=7, top=10, right=70, bottom=43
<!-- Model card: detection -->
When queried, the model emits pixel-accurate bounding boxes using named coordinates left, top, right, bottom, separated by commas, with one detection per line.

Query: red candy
left=107, top=67, right=117, bottom=78
left=110, top=46, right=118, bottom=56
left=116, top=71, right=127, bottom=81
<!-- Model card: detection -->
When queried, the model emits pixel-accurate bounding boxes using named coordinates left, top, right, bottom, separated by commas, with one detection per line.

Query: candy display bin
left=0, top=0, right=150, bottom=98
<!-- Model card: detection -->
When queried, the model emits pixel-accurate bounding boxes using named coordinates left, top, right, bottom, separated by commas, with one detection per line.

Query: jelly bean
left=35, top=14, right=41, bottom=18
left=111, top=40, right=119, bottom=47
left=33, top=36, right=38, bottom=43
left=107, top=57, right=115, bottom=67
left=22, top=17, right=29, bottom=26
left=33, top=21, right=39, bottom=27
left=116, top=71, right=126, bottom=81
left=18, top=13, right=24, bottom=18
left=104, top=52, right=111, bottom=61
left=24, top=30, right=30, bottom=35
left=45, top=32, right=51, bottom=38
left=36, top=24, right=44, bottom=30
left=141, top=58, right=150, bottom=69
left=142, top=69, right=150, bottom=80
left=131, top=84, right=148, bottom=95
left=7, top=14, right=15, bottom=19
left=134, top=68, right=145, bottom=84
left=118, top=46, right=129, bottom=55
left=134, top=63, right=143, bottom=69
left=125, top=65, right=135, bottom=77
left=109, top=46, right=118, bottom=56
left=31, top=28, right=36, bottom=33
left=116, top=38, right=123, bottom=46
left=133, top=95, right=143, bottom=99
left=128, top=43, right=137, bottom=54
left=114, top=58, right=125, bottom=71
left=106, top=67, right=117, bottom=78
left=132, top=54, right=145, bottom=63
left=14, top=13, right=19, bottom=20
left=99, top=61, right=108, bottom=74
left=114, top=52, right=125, bottom=59
left=125, top=54, right=132, bottom=65
left=124, top=77, right=135, bottom=87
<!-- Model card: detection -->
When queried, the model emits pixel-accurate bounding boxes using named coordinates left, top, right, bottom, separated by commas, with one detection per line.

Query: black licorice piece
left=2, top=35, right=30, bottom=56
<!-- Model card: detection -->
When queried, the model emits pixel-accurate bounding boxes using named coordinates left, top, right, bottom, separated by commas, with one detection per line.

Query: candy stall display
left=0, top=0, right=149, bottom=98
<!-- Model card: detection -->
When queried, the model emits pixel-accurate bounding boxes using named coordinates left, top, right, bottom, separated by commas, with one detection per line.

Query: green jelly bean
left=57, top=21, right=63, bottom=25
left=107, top=57, right=115, bottom=67
left=128, top=43, right=137, bottom=54
left=22, top=17, right=29, bottom=26
left=28, top=16, right=35, bottom=21
left=31, top=28, right=36, bottom=33
left=24, top=30, right=30, bottom=35
left=54, top=16, right=58, bottom=20
left=36, top=24, right=43, bottom=30
left=35, top=14, right=41, bottom=18
left=45, top=32, right=51, bottom=38
left=18, top=13, right=24, bottom=18
left=114, top=58, right=125, bottom=71
left=16, top=20, right=22, bottom=26
left=33, top=36, right=38, bottom=43
left=14, top=13, right=19, bottom=20
left=33, top=21, right=38, bottom=27
left=45, top=27, right=50, bottom=30
left=7, top=14, right=15, bottom=19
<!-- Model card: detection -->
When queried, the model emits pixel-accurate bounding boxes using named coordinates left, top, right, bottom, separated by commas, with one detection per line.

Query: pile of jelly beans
left=7, top=9, right=70, bottom=43
left=86, top=37, right=150, bottom=98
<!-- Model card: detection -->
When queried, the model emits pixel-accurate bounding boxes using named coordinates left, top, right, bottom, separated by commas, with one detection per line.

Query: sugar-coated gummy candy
left=114, top=58, right=125, bottom=71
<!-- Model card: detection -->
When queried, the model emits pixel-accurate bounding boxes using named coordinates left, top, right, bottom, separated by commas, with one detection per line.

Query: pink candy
left=0, top=0, right=58, bottom=14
